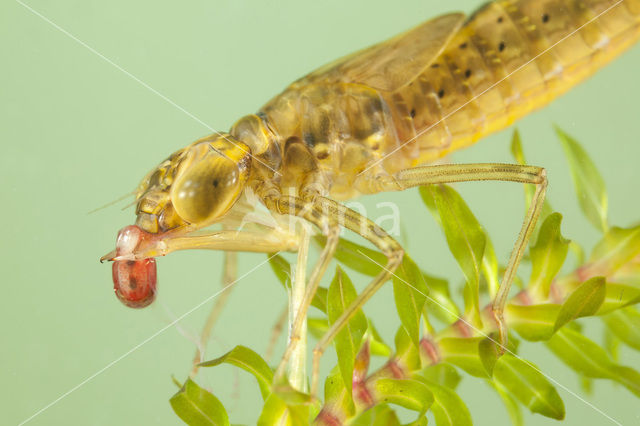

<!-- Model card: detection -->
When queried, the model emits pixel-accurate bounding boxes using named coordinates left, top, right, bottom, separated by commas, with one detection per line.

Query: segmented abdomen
left=390, top=0, right=640, bottom=165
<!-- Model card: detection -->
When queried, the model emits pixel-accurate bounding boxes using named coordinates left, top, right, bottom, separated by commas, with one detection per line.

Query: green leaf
left=608, top=366, right=640, bottom=397
left=393, top=255, right=428, bottom=348
left=546, top=328, right=613, bottom=378
left=505, top=303, right=560, bottom=341
left=328, top=266, right=367, bottom=404
left=492, top=354, right=565, bottom=420
left=510, top=129, right=553, bottom=221
left=568, top=241, right=586, bottom=269
left=507, top=333, right=521, bottom=353
left=583, top=225, right=640, bottom=279
left=257, top=394, right=308, bottom=426
left=554, top=277, right=606, bottom=332
left=611, top=254, right=640, bottom=287
left=491, top=381, right=523, bottom=426
left=603, top=328, right=621, bottom=361
left=269, top=254, right=292, bottom=290
left=481, top=236, right=500, bottom=299
left=321, top=367, right=351, bottom=420
left=394, top=326, right=421, bottom=371
left=438, top=337, right=487, bottom=378
left=546, top=327, right=640, bottom=397
left=170, top=378, right=230, bottom=426
left=478, top=336, right=500, bottom=376
left=602, top=307, right=640, bottom=351
left=598, top=282, right=640, bottom=314
left=420, top=185, right=486, bottom=327
left=199, top=345, right=273, bottom=401
left=417, top=378, right=472, bottom=426
left=422, top=273, right=459, bottom=325
left=308, top=317, right=328, bottom=340
left=372, top=378, right=434, bottom=414
left=313, top=287, right=329, bottom=314
left=352, top=404, right=401, bottom=426
left=403, top=417, right=428, bottom=426
left=419, top=185, right=437, bottom=217
left=316, top=236, right=386, bottom=277
left=268, top=254, right=328, bottom=313
left=510, top=129, right=525, bottom=164
left=555, top=127, right=608, bottom=233
left=580, top=376, right=594, bottom=395
left=366, top=319, right=392, bottom=357
left=323, top=366, right=345, bottom=403
left=528, top=213, right=570, bottom=300
left=271, top=382, right=312, bottom=406
left=421, top=364, right=462, bottom=390
left=510, top=130, right=534, bottom=209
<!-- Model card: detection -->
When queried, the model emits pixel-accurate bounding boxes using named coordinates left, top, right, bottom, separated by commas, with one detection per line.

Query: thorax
left=233, top=82, right=410, bottom=201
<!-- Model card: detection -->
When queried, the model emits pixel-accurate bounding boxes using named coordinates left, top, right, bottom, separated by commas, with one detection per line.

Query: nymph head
left=134, top=134, right=252, bottom=234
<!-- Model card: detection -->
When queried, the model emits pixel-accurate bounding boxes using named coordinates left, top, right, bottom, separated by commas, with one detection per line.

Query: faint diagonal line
left=15, top=0, right=280, bottom=176
left=359, top=0, right=624, bottom=176
left=17, top=253, right=280, bottom=426
left=357, top=249, right=622, bottom=426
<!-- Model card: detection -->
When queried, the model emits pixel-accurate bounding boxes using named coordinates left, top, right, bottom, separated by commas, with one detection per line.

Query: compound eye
left=171, top=148, right=242, bottom=225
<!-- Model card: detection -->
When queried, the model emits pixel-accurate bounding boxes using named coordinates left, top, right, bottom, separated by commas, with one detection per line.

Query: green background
left=2, top=0, right=640, bottom=424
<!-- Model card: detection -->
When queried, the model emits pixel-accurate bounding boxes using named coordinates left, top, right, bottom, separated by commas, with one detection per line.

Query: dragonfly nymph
left=102, top=0, right=640, bottom=397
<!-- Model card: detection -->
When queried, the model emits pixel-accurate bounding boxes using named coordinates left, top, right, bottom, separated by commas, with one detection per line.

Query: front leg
left=262, top=193, right=341, bottom=388
left=262, top=192, right=404, bottom=398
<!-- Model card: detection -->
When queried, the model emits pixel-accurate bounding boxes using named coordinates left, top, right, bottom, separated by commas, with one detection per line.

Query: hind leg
left=369, top=163, right=547, bottom=349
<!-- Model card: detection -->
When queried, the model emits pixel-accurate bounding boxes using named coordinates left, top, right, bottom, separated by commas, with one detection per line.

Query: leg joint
left=312, top=345, right=323, bottom=357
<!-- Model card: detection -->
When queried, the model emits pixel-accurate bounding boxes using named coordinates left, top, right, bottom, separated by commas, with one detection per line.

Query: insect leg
left=264, top=194, right=341, bottom=388
left=141, top=228, right=296, bottom=376
left=268, top=196, right=404, bottom=396
left=263, top=193, right=404, bottom=397
left=150, top=229, right=299, bottom=256
left=190, top=250, right=237, bottom=377
left=265, top=304, right=289, bottom=363
left=289, top=222, right=312, bottom=391
left=374, top=163, right=547, bottom=350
